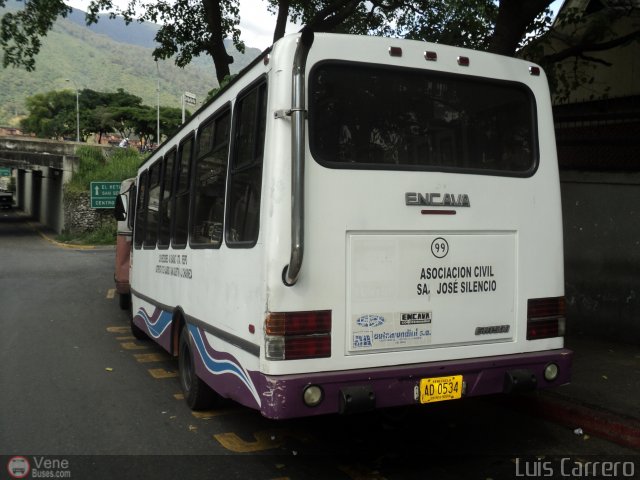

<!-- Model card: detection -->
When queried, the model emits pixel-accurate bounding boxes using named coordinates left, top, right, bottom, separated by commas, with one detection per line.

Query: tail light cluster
left=527, top=297, right=566, bottom=340
left=265, top=310, right=331, bottom=360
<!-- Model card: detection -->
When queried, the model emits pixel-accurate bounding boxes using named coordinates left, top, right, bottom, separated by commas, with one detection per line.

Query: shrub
left=66, top=146, right=141, bottom=193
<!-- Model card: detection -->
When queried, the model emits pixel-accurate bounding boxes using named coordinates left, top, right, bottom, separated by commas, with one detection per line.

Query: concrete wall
left=17, top=166, right=65, bottom=232
left=561, top=171, right=640, bottom=343
left=0, top=137, right=84, bottom=233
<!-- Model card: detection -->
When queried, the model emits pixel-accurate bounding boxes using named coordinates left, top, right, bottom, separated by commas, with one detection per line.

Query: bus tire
left=130, top=316, right=148, bottom=341
left=119, top=293, right=131, bottom=311
left=179, top=326, right=217, bottom=410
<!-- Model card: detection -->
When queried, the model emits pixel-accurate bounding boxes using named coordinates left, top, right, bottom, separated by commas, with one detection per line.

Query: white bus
left=124, top=31, right=572, bottom=419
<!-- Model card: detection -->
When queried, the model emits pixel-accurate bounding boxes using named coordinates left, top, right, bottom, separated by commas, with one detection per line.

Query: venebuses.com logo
left=7, top=456, right=30, bottom=479
left=7, top=456, right=71, bottom=478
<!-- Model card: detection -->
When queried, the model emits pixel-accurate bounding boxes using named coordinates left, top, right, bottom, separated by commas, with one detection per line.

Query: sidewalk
left=525, top=335, right=640, bottom=451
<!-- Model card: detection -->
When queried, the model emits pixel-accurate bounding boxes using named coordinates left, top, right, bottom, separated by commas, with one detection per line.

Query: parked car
left=0, top=191, right=13, bottom=209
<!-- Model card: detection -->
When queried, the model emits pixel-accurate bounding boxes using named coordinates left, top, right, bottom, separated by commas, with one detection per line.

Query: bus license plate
left=419, top=375, right=463, bottom=404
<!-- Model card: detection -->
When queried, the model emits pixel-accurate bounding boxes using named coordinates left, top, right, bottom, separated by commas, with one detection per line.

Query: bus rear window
left=309, top=62, right=537, bottom=176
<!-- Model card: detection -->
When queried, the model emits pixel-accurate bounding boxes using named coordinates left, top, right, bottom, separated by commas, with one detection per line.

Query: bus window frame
left=127, top=184, right=137, bottom=232
left=143, top=159, right=163, bottom=250
left=133, top=169, right=149, bottom=249
left=157, top=147, right=177, bottom=250
left=225, top=76, right=268, bottom=249
left=171, top=132, right=196, bottom=249
left=188, top=102, right=232, bottom=250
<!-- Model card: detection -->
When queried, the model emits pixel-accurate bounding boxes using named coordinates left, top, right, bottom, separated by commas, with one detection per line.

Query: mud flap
left=504, top=369, right=537, bottom=393
left=339, top=385, right=376, bottom=414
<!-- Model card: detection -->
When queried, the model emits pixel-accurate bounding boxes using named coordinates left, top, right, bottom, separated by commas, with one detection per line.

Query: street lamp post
left=66, top=79, right=80, bottom=142
left=156, top=60, right=160, bottom=145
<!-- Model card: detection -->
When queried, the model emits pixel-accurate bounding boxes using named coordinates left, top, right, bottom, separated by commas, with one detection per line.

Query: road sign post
left=90, top=182, right=121, bottom=209
left=181, top=91, right=197, bottom=123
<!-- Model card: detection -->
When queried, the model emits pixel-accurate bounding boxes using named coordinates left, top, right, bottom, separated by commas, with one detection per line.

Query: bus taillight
left=527, top=297, right=566, bottom=340
left=265, top=311, right=331, bottom=360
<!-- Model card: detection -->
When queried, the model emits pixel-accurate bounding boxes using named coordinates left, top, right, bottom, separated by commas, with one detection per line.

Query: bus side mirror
left=114, top=194, right=127, bottom=221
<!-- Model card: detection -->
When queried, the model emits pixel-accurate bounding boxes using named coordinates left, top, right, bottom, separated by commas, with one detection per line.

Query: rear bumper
left=258, top=348, right=573, bottom=419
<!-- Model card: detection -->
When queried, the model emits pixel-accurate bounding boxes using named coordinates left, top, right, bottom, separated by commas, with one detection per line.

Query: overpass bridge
left=0, top=136, right=105, bottom=233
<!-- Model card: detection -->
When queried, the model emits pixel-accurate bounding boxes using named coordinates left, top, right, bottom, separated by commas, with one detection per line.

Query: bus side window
left=226, top=81, right=267, bottom=247
left=144, top=160, right=162, bottom=248
left=127, top=184, right=137, bottom=232
left=157, top=148, right=176, bottom=248
left=172, top=135, right=194, bottom=248
left=133, top=170, right=149, bottom=249
left=191, top=107, right=231, bottom=248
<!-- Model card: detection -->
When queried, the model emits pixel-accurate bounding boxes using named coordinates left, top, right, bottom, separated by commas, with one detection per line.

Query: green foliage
left=0, top=12, right=240, bottom=125
left=206, top=74, right=237, bottom=101
left=56, top=222, right=117, bottom=245
left=380, top=0, right=499, bottom=51
left=66, top=146, right=140, bottom=194
left=0, top=0, right=71, bottom=71
left=20, top=90, right=77, bottom=139
left=20, top=85, right=185, bottom=144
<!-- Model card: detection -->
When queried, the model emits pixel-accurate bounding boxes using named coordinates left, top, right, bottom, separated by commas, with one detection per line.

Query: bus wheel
left=130, top=316, right=148, bottom=341
left=119, top=293, right=131, bottom=311
left=179, top=326, right=217, bottom=410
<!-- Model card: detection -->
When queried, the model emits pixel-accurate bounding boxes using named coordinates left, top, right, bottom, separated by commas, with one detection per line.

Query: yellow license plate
left=419, top=375, right=463, bottom=404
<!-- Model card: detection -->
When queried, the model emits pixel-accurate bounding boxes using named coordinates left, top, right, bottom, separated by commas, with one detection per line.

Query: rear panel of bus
left=259, top=34, right=571, bottom=418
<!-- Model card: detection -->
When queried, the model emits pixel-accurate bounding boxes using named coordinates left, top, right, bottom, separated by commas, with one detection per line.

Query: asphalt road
left=1, top=211, right=637, bottom=480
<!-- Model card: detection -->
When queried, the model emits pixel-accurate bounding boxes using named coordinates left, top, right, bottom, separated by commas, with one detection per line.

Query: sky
left=64, top=0, right=300, bottom=50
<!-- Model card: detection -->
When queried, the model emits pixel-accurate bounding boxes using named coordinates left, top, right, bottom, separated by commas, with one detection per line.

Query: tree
left=20, top=90, right=77, bottom=139
left=2, top=0, right=639, bottom=96
left=0, top=0, right=242, bottom=84
left=126, top=104, right=181, bottom=146
left=19, top=86, right=177, bottom=143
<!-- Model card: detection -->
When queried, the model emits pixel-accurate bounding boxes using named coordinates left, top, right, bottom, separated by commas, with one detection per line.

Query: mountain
left=0, top=2, right=262, bottom=125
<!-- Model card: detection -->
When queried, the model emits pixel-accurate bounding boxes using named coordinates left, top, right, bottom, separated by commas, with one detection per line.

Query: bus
left=122, top=31, right=572, bottom=419
left=114, top=177, right=135, bottom=311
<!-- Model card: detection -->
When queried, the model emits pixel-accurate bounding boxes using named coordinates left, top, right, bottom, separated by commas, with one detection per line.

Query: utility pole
left=66, top=79, right=80, bottom=142
left=156, top=60, right=160, bottom=145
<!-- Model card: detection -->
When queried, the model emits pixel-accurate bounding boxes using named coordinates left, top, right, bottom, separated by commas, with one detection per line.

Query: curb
left=523, top=393, right=640, bottom=451
left=28, top=222, right=96, bottom=250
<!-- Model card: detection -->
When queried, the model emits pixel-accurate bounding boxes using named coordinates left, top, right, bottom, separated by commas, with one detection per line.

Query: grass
left=56, top=223, right=117, bottom=245
left=66, top=146, right=141, bottom=194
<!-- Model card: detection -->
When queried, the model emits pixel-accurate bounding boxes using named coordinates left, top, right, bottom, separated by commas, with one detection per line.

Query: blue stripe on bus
left=187, top=324, right=261, bottom=407
left=136, top=307, right=173, bottom=339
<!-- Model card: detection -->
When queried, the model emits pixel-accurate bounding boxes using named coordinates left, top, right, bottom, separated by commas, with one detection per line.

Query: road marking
left=191, top=409, right=237, bottom=419
left=121, top=342, right=149, bottom=350
left=134, top=353, right=166, bottom=363
left=116, top=335, right=135, bottom=340
left=174, top=393, right=185, bottom=400
left=107, top=326, right=130, bottom=334
left=213, top=431, right=282, bottom=453
left=148, top=368, right=178, bottom=379
left=106, top=288, right=116, bottom=299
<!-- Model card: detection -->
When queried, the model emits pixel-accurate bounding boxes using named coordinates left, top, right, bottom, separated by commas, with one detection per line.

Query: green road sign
left=0, top=167, right=11, bottom=176
left=90, top=181, right=121, bottom=209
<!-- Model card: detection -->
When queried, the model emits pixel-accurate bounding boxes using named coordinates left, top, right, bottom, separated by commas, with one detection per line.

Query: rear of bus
left=259, top=33, right=572, bottom=419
